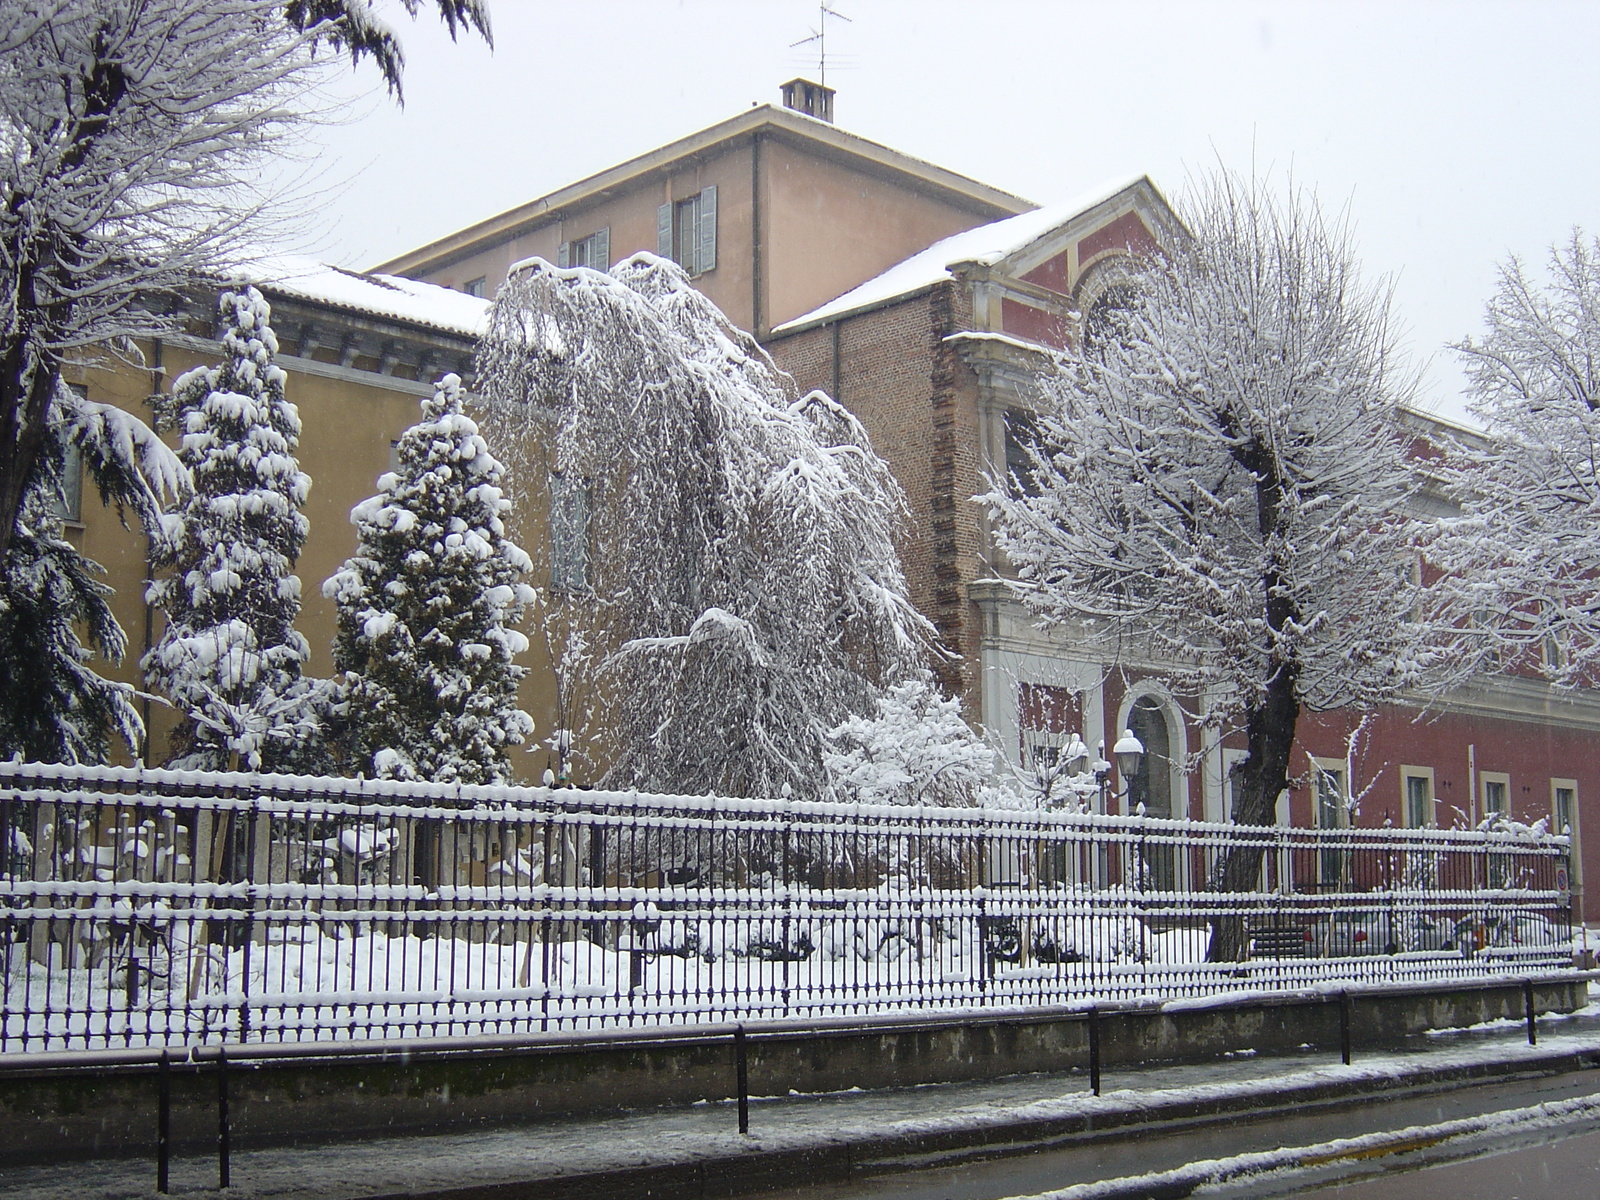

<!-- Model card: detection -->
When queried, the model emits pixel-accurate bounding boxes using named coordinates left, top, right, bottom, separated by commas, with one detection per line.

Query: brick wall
left=770, top=282, right=989, bottom=713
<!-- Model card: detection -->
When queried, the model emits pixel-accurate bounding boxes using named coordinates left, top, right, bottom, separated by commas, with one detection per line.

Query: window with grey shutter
left=695, top=185, right=716, bottom=274
left=55, top=439, right=83, bottom=523
left=550, top=473, right=589, bottom=590
left=657, top=203, right=673, bottom=259
left=562, top=229, right=610, bottom=271
left=54, top=383, right=85, bottom=523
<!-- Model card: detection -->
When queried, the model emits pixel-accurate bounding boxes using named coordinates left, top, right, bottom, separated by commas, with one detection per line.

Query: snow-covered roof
left=233, top=255, right=489, bottom=339
left=773, top=175, right=1150, bottom=334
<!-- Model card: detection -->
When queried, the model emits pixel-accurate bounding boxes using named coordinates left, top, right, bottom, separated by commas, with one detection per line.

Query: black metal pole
left=218, top=1045, right=231, bottom=1189
left=1525, top=978, right=1537, bottom=1046
left=1340, top=991, right=1352, bottom=1066
left=734, top=1024, right=750, bottom=1134
left=1088, top=1006, right=1102, bottom=1097
left=157, top=1049, right=170, bottom=1195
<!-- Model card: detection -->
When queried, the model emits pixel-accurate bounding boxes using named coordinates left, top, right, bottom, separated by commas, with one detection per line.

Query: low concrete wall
left=0, top=975, right=1587, bottom=1165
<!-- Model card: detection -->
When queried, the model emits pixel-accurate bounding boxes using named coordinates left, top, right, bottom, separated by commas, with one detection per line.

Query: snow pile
left=325, top=373, right=535, bottom=784
left=238, top=255, right=490, bottom=338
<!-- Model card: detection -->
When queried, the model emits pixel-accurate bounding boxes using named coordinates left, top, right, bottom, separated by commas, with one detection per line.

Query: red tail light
left=1353, top=930, right=1368, bottom=942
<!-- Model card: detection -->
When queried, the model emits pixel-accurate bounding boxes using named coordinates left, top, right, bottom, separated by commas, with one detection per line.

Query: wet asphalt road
left=757, top=1068, right=1600, bottom=1200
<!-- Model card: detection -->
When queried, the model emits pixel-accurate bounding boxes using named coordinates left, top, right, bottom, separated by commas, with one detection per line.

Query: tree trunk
left=1205, top=432, right=1306, bottom=962
left=1207, top=660, right=1301, bottom=961
left=0, top=340, right=60, bottom=560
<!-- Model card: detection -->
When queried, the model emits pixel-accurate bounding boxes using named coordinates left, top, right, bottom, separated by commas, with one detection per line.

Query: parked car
left=1302, top=911, right=1457, bottom=958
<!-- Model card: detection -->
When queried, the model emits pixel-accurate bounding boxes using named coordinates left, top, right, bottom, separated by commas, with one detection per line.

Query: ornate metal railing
left=0, top=762, right=1573, bottom=1054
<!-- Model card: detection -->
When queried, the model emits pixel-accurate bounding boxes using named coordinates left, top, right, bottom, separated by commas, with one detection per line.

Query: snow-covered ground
left=3, top=906, right=1571, bottom=1052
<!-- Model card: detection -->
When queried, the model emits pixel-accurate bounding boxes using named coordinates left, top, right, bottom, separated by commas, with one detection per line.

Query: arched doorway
left=1127, top=696, right=1175, bottom=890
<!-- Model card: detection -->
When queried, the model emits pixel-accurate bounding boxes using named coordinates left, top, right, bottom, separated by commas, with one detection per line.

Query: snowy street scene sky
left=297, top=0, right=1600, bottom=427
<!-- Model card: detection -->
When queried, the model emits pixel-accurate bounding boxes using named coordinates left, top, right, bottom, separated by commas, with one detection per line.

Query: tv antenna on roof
left=791, top=1, right=851, bottom=88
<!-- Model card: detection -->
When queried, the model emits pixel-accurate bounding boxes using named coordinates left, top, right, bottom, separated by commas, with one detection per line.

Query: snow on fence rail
left=0, top=762, right=1574, bottom=1055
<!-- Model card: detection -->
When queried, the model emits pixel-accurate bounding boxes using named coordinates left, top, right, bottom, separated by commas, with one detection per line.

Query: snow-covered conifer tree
left=0, top=411, right=142, bottom=763
left=987, top=171, right=1476, bottom=958
left=1436, top=231, right=1600, bottom=684
left=145, top=288, right=313, bottom=770
left=325, top=374, right=535, bottom=785
left=477, top=253, right=932, bottom=800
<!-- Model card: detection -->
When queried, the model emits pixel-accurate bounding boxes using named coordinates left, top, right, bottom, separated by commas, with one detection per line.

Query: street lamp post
left=1094, top=729, right=1145, bottom=814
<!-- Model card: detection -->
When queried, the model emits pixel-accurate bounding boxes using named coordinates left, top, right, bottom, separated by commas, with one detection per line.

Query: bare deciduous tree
left=1439, top=231, right=1600, bottom=685
left=987, top=171, right=1471, bottom=959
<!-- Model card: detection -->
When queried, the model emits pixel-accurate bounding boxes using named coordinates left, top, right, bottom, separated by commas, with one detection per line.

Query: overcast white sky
left=300, top=0, right=1600, bottom=423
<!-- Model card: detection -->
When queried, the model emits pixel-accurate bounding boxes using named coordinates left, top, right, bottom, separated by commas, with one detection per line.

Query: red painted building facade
left=767, top=178, right=1600, bottom=923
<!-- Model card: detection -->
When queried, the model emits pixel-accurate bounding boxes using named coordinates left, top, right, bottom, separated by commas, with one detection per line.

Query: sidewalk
left=6, top=1008, right=1600, bottom=1200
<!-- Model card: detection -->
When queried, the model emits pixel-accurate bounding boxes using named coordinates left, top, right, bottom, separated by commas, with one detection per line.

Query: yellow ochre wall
left=62, top=337, right=560, bottom=780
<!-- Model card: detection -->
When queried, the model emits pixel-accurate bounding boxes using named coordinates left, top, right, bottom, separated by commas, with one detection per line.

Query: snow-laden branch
left=1432, top=230, right=1600, bottom=687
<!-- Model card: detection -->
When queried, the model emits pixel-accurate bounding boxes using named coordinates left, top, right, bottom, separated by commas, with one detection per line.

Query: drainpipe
left=1467, top=743, right=1476, bottom=829
left=751, top=132, right=764, bottom=340
left=141, top=337, right=164, bottom=765
left=831, top=320, right=841, bottom=402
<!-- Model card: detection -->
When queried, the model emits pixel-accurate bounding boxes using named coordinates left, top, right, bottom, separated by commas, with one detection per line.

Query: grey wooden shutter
left=594, top=227, right=610, bottom=271
left=657, top=203, right=673, bottom=260
left=557, top=241, right=570, bottom=268
left=695, top=185, right=717, bottom=274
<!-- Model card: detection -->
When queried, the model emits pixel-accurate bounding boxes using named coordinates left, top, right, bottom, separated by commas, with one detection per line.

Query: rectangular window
left=1553, top=779, right=1581, bottom=889
left=1004, top=409, right=1042, bottom=497
left=1402, top=767, right=1435, bottom=828
left=53, top=382, right=86, bottom=524
left=656, top=186, right=717, bottom=276
left=1217, top=748, right=1247, bottom=824
left=1554, top=783, right=1577, bottom=837
left=55, top=438, right=83, bottom=524
left=1480, top=772, right=1510, bottom=822
left=1312, top=759, right=1349, bottom=888
left=550, top=473, right=589, bottom=591
left=462, top=276, right=486, bottom=298
left=557, top=227, right=610, bottom=272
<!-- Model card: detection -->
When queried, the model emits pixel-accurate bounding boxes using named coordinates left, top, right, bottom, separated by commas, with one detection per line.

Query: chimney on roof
left=781, top=78, right=835, bottom=124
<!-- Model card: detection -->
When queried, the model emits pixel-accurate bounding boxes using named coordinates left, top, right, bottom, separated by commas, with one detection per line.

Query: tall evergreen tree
left=325, top=374, right=535, bottom=784
left=145, top=287, right=313, bottom=770
left=0, top=403, right=142, bottom=763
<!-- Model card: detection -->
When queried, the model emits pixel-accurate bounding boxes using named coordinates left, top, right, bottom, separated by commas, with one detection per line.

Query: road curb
left=356, top=1043, right=1600, bottom=1200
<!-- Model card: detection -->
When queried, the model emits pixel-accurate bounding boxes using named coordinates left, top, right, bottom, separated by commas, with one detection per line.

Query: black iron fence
left=0, top=762, right=1574, bottom=1055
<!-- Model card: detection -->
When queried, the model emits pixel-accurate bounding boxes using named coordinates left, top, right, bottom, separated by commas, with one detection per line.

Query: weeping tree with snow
left=145, top=287, right=315, bottom=770
left=1432, top=231, right=1600, bottom=685
left=325, top=373, right=535, bottom=785
left=476, top=253, right=933, bottom=802
left=987, top=171, right=1476, bottom=960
